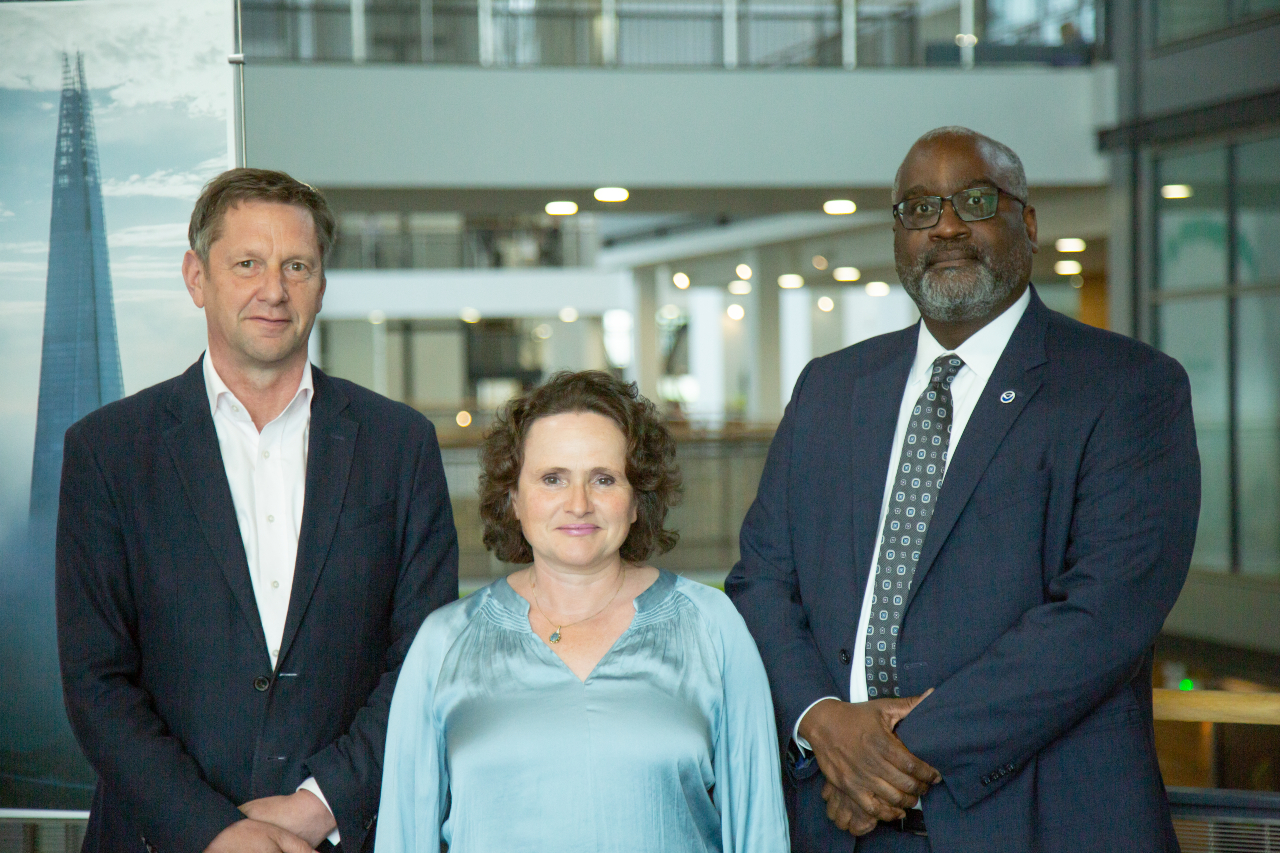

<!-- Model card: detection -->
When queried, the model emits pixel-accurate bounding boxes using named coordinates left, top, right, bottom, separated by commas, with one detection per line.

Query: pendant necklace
left=529, top=566, right=626, bottom=643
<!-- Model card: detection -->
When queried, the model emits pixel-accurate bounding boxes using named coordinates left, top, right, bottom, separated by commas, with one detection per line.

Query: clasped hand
left=798, top=692, right=941, bottom=836
left=203, top=790, right=337, bottom=853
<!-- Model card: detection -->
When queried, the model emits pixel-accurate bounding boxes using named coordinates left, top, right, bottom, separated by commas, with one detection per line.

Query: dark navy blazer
left=56, top=359, right=459, bottom=853
left=727, top=290, right=1199, bottom=852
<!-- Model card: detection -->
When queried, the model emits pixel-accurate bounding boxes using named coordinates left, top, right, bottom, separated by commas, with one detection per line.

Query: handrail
left=1152, top=688, right=1280, bottom=725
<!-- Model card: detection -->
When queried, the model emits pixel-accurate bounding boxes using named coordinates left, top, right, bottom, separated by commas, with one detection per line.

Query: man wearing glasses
left=728, top=127, right=1198, bottom=851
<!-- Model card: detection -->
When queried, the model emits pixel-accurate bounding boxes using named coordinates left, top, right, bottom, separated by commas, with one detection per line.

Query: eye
left=911, top=199, right=938, bottom=216
left=541, top=473, right=562, bottom=486
left=595, top=474, right=616, bottom=486
left=237, top=259, right=255, bottom=269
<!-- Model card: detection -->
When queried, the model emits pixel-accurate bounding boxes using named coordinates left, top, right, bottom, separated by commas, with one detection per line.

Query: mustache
left=920, top=242, right=985, bottom=267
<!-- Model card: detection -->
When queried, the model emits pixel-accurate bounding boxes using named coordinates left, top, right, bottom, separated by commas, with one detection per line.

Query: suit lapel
left=849, top=335, right=917, bottom=584
left=162, top=359, right=268, bottom=656
left=277, top=368, right=356, bottom=666
left=907, top=293, right=1050, bottom=609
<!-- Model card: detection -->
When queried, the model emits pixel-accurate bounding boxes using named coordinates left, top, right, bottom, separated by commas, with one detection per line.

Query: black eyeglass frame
left=892, top=187, right=1027, bottom=230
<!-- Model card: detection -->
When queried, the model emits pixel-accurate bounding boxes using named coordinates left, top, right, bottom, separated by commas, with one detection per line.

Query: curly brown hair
left=479, top=371, right=682, bottom=565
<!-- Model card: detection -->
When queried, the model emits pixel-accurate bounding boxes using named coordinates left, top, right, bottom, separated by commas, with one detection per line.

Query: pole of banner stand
left=229, top=0, right=246, bottom=167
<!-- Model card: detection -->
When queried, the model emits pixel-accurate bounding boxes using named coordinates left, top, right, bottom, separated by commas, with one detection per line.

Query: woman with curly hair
left=376, top=370, right=788, bottom=853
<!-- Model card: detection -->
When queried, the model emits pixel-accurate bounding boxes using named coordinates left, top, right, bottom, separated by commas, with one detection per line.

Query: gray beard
left=897, top=243, right=1025, bottom=323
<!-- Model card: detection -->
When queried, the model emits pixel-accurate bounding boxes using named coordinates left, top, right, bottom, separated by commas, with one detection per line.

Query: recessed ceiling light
left=865, top=281, right=890, bottom=297
left=817, top=296, right=835, bottom=312
left=735, top=263, right=752, bottom=280
left=594, top=187, right=628, bottom=202
left=728, top=280, right=752, bottom=295
left=1161, top=184, right=1193, bottom=199
left=778, top=273, right=804, bottom=289
left=368, top=310, right=386, bottom=325
left=545, top=201, right=578, bottom=215
left=533, top=323, right=553, bottom=340
left=954, top=33, right=978, bottom=47
left=812, top=255, right=828, bottom=270
left=833, top=266, right=860, bottom=282
left=823, top=199, right=856, bottom=215
left=460, top=307, right=481, bottom=323
left=1055, top=238, right=1087, bottom=253
left=1054, top=260, right=1083, bottom=276
left=726, top=304, right=745, bottom=320
left=673, top=272, right=690, bottom=289
left=658, top=304, right=681, bottom=321
left=455, top=411, right=472, bottom=427
left=559, top=306, right=579, bottom=323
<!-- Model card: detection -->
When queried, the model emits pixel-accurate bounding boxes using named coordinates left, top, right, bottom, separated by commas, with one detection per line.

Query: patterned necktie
left=866, top=353, right=964, bottom=699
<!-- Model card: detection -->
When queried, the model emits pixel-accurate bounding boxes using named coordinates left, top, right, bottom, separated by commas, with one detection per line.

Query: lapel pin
left=1000, top=390, right=1016, bottom=404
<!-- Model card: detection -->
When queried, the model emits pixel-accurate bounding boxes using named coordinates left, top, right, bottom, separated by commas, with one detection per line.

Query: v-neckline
left=494, top=570, right=676, bottom=684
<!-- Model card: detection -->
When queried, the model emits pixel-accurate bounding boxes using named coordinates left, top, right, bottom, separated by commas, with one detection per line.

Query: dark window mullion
left=1225, top=144, right=1239, bottom=573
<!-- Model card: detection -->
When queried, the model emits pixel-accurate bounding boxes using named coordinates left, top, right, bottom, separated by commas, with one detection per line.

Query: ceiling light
left=778, top=273, right=804, bottom=289
left=865, top=281, right=890, bottom=297
left=812, top=255, right=828, bottom=270
left=823, top=199, right=856, bottom=215
left=817, top=296, right=835, bottom=312
left=1070, top=275, right=1084, bottom=289
left=1161, top=184, right=1193, bottom=199
left=735, top=263, right=752, bottom=279
left=954, top=33, right=978, bottom=47
left=368, top=310, right=386, bottom=325
left=559, top=306, right=579, bottom=323
left=594, top=187, right=628, bottom=202
left=658, top=304, right=681, bottom=321
left=455, top=411, right=472, bottom=427
left=545, top=200, right=578, bottom=215
left=728, top=280, right=752, bottom=295
left=833, top=266, right=860, bottom=282
left=533, top=323, right=553, bottom=340
left=726, top=304, right=745, bottom=321
left=1055, top=238, right=1087, bottom=253
left=460, top=307, right=482, bottom=323
left=673, top=272, right=690, bottom=289
left=1054, top=260, right=1083, bottom=276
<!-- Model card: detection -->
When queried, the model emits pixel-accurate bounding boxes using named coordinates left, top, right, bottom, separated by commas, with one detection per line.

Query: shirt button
left=267, top=514, right=274, bottom=523
left=253, top=676, right=271, bottom=692
left=263, top=450, right=270, bottom=458
left=838, top=649, right=851, bottom=664
left=231, top=405, right=239, bottom=412
left=272, top=648, right=279, bottom=658
left=272, top=580, right=279, bottom=589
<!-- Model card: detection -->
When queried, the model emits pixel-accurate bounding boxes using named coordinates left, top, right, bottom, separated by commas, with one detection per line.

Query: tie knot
left=930, top=354, right=964, bottom=388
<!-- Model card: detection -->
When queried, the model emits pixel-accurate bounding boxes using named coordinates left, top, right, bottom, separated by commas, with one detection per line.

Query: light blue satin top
left=375, top=570, right=789, bottom=853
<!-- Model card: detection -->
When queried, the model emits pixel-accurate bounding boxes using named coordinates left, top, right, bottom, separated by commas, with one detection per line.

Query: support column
left=959, top=0, right=975, bottom=69
left=351, top=0, right=368, bottom=62
left=601, top=0, right=618, bottom=64
left=841, top=0, right=856, bottom=69
left=723, top=0, right=738, bottom=68
left=479, top=0, right=495, bottom=66
left=687, top=288, right=726, bottom=428
left=779, top=289, right=811, bottom=409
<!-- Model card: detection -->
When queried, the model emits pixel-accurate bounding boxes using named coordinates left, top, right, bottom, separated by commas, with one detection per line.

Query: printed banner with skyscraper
left=0, top=0, right=233, bottom=810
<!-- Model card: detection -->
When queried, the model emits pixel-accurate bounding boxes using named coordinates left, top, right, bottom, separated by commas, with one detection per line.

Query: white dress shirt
left=794, top=287, right=1031, bottom=745
left=203, top=353, right=339, bottom=843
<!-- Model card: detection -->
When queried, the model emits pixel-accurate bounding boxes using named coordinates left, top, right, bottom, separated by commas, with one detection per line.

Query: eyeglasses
left=892, top=187, right=1026, bottom=230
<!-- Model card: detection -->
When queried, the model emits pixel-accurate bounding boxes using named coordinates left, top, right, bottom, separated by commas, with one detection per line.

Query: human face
left=511, top=411, right=638, bottom=575
left=182, top=200, right=325, bottom=379
left=893, top=135, right=1037, bottom=326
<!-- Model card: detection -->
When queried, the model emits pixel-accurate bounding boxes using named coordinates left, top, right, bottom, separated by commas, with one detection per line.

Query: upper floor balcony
left=241, top=0, right=1103, bottom=70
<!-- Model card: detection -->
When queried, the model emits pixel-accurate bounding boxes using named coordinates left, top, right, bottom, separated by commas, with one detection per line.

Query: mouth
left=926, top=249, right=981, bottom=268
left=557, top=525, right=600, bottom=536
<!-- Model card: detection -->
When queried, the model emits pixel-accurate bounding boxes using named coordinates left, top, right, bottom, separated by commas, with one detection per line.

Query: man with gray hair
left=57, top=168, right=458, bottom=853
left=729, top=127, right=1199, bottom=850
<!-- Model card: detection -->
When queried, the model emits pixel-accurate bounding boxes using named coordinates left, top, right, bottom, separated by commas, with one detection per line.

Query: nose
left=260, top=265, right=288, bottom=304
left=929, top=197, right=972, bottom=240
left=565, top=480, right=592, bottom=515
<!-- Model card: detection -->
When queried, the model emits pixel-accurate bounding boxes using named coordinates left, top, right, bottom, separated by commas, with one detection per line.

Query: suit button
left=981, top=775, right=991, bottom=785
left=839, top=649, right=851, bottom=664
left=253, top=676, right=271, bottom=692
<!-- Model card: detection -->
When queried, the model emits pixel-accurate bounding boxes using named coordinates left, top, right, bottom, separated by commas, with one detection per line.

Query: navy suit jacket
left=56, top=359, right=459, bottom=853
left=726, top=290, right=1199, bottom=852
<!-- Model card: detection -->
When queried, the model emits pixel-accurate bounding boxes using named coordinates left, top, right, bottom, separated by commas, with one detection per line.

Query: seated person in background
left=375, top=370, right=790, bottom=853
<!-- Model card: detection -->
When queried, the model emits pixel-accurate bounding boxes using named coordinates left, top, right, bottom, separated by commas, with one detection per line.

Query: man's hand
left=822, top=781, right=879, bottom=836
left=798, top=693, right=940, bottom=823
left=239, top=790, right=337, bottom=849
left=203, top=818, right=314, bottom=853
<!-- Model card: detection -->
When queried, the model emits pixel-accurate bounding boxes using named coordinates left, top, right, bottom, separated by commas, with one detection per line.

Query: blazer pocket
left=337, top=498, right=396, bottom=532
left=976, top=466, right=1051, bottom=519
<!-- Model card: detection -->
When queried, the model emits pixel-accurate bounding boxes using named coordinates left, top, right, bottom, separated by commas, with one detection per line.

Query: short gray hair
left=892, top=126, right=1028, bottom=203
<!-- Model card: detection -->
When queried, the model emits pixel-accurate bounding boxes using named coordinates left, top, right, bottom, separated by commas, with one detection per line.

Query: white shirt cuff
left=297, top=776, right=341, bottom=846
left=793, top=695, right=842, bottom=753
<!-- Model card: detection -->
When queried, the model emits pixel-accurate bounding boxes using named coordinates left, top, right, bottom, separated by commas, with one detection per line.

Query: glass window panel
left=1236, top=135, right=1280, bottom=287
left=1237, top=303, right=1280, bottom=578
left=1159, top=298, right=1230, bottom=571
left=1155, top=0, right=1230, bottom=44
left=1157, top=147, right=1228, bottom=292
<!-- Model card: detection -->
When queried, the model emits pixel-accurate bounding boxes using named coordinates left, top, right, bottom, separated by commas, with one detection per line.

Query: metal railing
left=240, top=0, right=1101, bottom=69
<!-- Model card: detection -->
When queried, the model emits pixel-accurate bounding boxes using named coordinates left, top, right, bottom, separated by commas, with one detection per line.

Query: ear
left=182, top=250, right=207, bottom=308
left=509, top=489, right=520, bottom=521
left=1022, top=204, right=1039, bottom=252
